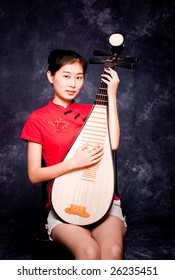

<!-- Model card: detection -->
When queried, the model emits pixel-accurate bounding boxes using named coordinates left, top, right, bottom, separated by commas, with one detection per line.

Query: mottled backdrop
left=0, top=0, right=174, bottom=235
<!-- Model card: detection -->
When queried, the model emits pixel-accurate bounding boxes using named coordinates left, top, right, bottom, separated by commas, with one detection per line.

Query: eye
left=77, top=76, right=83, bottom=80
left=63, top=75, right=70, bottom=79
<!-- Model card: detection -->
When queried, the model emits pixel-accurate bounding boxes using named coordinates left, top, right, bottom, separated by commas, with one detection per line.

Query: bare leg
left=51, top=223, right=101, bottom=260
left=91, top=215, right=125, bottom=260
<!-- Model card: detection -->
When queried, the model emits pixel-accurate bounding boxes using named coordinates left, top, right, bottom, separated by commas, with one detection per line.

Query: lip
left=66, top=90, right=76, bottom=95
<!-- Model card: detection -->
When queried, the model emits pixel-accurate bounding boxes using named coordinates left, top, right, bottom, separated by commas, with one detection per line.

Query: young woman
left=20, top=49, right=126, bottom=260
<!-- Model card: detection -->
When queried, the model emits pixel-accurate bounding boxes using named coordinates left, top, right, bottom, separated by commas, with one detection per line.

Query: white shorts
left=46, top=200, right=126, bottom=240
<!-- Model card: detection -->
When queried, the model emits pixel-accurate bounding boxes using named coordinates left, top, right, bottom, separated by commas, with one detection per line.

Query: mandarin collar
left=49, top=98, right=75, bottom=110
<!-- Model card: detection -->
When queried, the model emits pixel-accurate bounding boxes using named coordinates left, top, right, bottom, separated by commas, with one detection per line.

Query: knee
left=77, top=243, right=100, bottom=260
left=108, top=243, right=123, bottom=260
left=84, top=244, right=100, bottom=260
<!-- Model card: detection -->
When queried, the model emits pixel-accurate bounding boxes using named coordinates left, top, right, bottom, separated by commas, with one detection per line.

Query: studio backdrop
left=0, top=0, right=174, bottom=230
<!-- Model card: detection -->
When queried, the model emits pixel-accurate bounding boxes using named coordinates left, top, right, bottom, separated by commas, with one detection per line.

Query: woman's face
left=47, top=62, right=84, bottom=107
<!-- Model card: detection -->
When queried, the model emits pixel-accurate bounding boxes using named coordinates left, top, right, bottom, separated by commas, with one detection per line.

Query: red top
left=20, top=98, right=119, bottom=210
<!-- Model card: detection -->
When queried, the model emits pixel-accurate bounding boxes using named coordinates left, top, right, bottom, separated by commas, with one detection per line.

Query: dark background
left=0, top=0, right=175, bottom=259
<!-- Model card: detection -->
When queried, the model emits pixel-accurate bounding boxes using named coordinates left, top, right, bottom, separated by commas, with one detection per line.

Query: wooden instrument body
left=51, top=104, right=115, bottom=226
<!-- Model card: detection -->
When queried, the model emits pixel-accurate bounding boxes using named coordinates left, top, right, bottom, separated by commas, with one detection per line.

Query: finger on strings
left=90, top=144, right=103, bottom=151
left=91, top=151, right=104, bottom=162
left=105, top=67, right=118, bottom=79
left=81, top=143, right=90, bottom=150
left=101, top=74, right=111, bottom=83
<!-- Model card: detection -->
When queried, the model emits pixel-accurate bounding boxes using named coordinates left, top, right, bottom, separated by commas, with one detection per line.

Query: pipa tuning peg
left=89, top=58, right=105, bottom=64
left=119, top=57, right=138, bottom=63
left=93, top=50, right=111, bottom=56
left=116, top=61, right=135, bottom=69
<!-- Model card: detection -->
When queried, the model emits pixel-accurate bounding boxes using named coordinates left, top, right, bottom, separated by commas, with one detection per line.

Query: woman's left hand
left=101, top=67, right=120, bottom=97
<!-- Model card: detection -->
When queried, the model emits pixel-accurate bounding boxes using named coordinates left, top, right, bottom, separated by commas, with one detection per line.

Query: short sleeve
left=20, top=112, right=43, bottom=145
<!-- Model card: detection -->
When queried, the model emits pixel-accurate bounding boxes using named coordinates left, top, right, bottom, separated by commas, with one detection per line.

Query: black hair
left=47, top=49, right=88, bottom=75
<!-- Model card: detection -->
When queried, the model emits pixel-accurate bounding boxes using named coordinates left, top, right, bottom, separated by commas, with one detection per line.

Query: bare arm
left=27, top=141, right=104, bottom=184
left=101, top=67, right=120, bottom=150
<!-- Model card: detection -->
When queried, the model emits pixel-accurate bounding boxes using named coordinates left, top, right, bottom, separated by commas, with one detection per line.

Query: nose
left=69, top=77, right=76, bottom=87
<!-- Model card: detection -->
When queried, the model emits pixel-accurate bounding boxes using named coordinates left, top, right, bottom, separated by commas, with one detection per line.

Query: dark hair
left=47, top=49, right=88, bottom=75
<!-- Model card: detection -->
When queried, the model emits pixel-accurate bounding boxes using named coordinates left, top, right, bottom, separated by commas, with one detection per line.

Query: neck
left=52, top=97, right=73, bottom=108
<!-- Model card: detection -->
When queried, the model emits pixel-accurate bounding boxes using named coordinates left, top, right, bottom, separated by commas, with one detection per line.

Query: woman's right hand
left=71, top=144, right=104, bottom=169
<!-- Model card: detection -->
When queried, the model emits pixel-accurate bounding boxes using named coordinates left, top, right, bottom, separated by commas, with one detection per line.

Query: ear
left=47, top=71, right=54, bottom=84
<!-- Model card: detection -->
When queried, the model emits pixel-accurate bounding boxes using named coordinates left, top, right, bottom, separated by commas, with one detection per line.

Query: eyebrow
left=62, top=71, right=84, bottom=75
